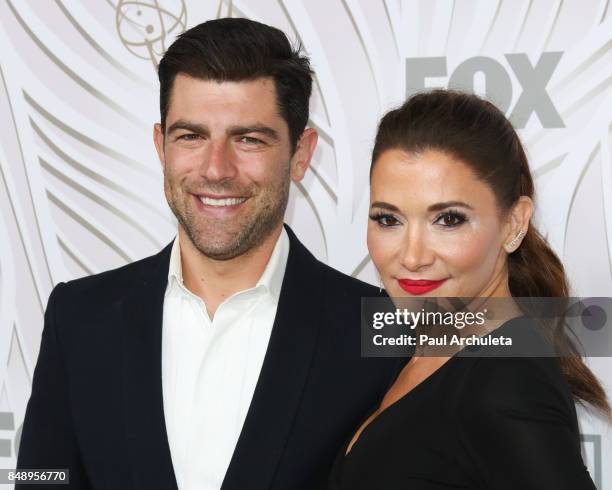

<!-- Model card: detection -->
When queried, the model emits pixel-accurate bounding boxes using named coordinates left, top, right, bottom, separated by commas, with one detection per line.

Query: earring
left=507, top=230, right=525, bottom=250
left=376, top=272, right=384, bottom=293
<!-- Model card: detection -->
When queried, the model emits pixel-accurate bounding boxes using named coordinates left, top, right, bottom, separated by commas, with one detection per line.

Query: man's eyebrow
left=165, top=121, right=280, bottom=141
left=166, top=120, right=208, bottom=135
left=227, top=125, right=280, bottom=141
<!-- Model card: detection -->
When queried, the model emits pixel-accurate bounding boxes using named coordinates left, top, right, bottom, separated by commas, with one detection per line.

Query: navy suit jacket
left=17, top=225, right=400, bottom=489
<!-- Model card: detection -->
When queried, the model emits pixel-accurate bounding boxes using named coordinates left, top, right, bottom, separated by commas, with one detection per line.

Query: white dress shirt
left=161, top=228, right=289, bottom=490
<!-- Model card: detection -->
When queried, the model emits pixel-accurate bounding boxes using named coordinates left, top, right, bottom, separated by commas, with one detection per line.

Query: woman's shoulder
left=454, top=349, right=577, bottom=429
left=461, top=314, right=557, bottom=358
left=446, top=321, right=590, bottom=489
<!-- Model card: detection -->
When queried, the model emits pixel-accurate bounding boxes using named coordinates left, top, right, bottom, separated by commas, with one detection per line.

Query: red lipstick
left=397, top=278, right=447, bottom=295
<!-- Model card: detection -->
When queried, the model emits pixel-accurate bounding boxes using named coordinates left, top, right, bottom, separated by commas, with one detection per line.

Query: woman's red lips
left=397, top=278, right=447, bottom=295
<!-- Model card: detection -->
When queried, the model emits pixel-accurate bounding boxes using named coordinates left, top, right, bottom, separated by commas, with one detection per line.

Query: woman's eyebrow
left=370, top=201, right=473, bottom=212
left=370, top=201, right=399, bottom=212
left=427, top=201, right=473, bottom=212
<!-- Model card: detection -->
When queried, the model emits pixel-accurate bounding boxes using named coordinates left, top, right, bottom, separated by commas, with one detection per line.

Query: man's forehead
left=171, top=73, right=277, bottom=101
left=167, top=74, right=283, bottom=121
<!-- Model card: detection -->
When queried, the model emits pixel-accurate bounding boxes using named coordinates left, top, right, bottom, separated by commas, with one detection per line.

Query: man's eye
left=434, top=211, right=467, bottom=228
left=177, top=134, right=201, bottom=141
left=369, top=213, right=400, bottom=227
left=239, top=136, right=263, bottom=145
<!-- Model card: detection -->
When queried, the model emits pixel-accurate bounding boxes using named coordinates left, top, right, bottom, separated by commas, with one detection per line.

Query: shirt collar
left=167, top=234, right=184, bottom=286
left=255, top=226, right=289, bottom=301
left=167, top=226, right=289, bottom=302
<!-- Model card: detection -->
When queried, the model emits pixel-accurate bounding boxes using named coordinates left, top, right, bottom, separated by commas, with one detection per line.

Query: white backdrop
left=0, top=0, right=611, bottom=486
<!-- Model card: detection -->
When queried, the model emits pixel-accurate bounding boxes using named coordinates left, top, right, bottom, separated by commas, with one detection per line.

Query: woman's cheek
left=367, top=227, right=400, bottom=276
left=367, top=228, right=389, bottom=273
left=436, top=227, right=496, bottom=274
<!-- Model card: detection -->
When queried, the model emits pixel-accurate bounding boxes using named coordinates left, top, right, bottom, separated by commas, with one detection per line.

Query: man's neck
left=178, top=225, right=283, bottom=319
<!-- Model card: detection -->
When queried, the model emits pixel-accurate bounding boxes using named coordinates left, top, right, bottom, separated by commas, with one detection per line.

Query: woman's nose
left=399, top=227, right=435, bottom=272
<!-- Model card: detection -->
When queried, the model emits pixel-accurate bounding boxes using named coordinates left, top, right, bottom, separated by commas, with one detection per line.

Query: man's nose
left=199, top=140, right=237, bottom=182
left=399, top=227, right=435, bottom=272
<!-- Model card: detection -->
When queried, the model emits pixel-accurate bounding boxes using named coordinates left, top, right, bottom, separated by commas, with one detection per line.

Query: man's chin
left=189, top=233, right=246, bottom=261
left=196, top=245, right=245, bottom=261
left=193, top=220, right=266, bottom=257
left=179, top=206, right=285, bottom=261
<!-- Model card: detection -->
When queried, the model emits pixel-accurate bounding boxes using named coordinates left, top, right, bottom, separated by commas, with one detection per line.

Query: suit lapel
left=121, top=242, right=178, bottom=490
left=221, top=226, right=324, bottom=490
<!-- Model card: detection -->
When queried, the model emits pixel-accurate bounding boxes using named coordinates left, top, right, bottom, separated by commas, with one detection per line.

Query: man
left=17, top=18, right=399, bottom=490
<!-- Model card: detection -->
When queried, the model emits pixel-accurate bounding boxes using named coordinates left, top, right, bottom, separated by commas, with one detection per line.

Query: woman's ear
left=504, top=196, right=533, bottom=253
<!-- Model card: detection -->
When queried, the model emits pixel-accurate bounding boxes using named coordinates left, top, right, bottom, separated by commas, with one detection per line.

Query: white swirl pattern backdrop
left=0, top=0, right=611, bottom=486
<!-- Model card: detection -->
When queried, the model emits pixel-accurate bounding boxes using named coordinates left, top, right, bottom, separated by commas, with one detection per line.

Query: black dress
left=329, top=317, right=597, bottom=489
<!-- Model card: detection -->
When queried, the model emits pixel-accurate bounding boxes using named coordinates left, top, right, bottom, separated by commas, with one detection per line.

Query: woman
left=329, top=90, right=609, bottom=489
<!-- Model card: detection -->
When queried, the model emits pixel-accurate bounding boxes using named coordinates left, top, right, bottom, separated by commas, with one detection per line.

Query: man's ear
left=290, top=128, right=318, bottom=182
left=503, top=196, right=533, bottom=253
left=153, top=123, right=165, bottom=168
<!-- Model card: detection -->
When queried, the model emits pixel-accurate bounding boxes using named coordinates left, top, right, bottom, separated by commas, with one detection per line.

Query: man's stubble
left=164, top=164, right=291, bottom=261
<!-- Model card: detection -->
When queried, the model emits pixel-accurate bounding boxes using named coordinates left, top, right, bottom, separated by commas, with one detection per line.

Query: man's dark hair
left=158, top=18, right=313, bottom=151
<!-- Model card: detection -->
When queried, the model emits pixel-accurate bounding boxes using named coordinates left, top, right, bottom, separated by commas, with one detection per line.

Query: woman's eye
left=435, top=211, right=466, bottom=228
left=369, top=213, right=400, bottom=227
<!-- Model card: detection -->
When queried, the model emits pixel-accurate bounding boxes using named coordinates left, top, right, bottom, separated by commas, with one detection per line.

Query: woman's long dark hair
left=371, top=89, right=610, bottom=416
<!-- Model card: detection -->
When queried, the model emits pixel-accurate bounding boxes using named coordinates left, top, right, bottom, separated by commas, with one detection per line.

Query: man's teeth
left=199, top=196, right=247, bottom=207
